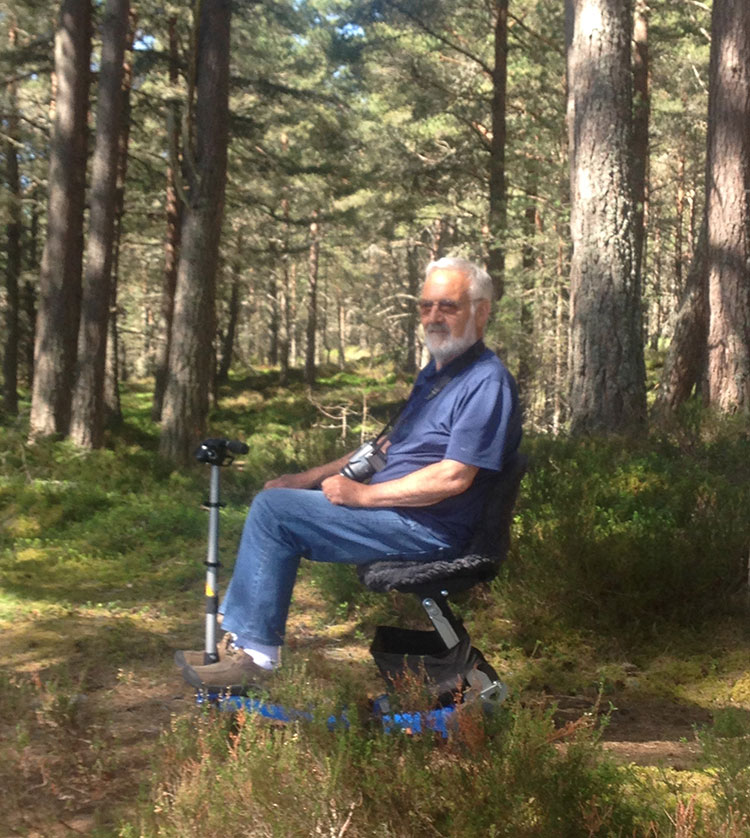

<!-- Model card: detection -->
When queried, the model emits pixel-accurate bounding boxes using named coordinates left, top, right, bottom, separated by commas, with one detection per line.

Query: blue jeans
left=219, top=488, right=460, bottom=647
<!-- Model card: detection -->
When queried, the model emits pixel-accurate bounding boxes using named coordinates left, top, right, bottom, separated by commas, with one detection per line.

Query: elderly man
left=178, top=256, right=522, bottom=692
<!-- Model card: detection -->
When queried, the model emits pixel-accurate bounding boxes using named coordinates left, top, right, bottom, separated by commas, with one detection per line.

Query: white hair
left=425, top=256, right=494, bottom=303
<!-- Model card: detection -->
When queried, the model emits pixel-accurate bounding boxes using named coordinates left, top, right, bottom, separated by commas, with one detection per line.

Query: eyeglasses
left=417, top=298, right=484, bottom=316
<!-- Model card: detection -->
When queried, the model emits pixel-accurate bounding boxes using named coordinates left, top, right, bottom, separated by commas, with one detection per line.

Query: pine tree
left=70, top=0, right=130, bottom=448
left=159, top=0, right=232, bottom=464
left=705, top=0, right=750, bottom=412
left=566, top=0, right=647, bottom=433
left=29, top=0, right=92, bottom=439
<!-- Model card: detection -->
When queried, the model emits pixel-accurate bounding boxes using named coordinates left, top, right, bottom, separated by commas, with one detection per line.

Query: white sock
left=241, top=642, right=281, bottom=670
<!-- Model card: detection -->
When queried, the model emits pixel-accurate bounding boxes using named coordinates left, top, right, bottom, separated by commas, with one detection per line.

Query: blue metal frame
left=195, top=692, right=459, bottom=738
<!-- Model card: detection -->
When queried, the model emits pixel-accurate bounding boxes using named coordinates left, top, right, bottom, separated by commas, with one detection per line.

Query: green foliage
left=132, top=695, right=653, bottom=838
left=0, top=425, right=204, bottom=611
left=698, top=709, right=750, bottom=821
left=504, top=431, right=750, bottom=640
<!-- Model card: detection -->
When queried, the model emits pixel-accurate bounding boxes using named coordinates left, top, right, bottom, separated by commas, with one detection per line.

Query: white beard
left=424, top=317, right=478, bottom=366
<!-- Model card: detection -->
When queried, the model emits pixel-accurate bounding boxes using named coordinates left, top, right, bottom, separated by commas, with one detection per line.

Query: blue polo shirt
left=369, top=340, right=522, bottom=544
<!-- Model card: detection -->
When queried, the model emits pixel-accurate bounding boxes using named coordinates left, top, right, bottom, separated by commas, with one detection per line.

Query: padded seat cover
left=358, top=452, right=527, bottom=595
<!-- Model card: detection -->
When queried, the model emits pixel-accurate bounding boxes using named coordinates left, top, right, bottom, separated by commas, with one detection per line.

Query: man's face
left=418, top=268, right=489, bottom=368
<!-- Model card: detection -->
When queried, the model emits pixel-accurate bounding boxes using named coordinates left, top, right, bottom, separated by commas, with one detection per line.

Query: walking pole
left=194, top=438, right=249, bottom=665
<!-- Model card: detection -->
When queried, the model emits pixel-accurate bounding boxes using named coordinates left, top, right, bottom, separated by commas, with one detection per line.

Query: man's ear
left=475, top=298, right=492, bottom=332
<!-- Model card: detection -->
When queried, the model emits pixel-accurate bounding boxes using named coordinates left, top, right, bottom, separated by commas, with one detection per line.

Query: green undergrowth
left=123, top=666, right=750, bottom=838
left=129, top=693, right=653, bottom=838
left=2, top=374, right=750, bottom=835
left=504, top=426, right=750, bottom=643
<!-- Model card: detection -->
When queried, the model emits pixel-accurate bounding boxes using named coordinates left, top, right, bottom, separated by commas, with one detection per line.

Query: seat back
left=358, top=451, right=527, bottom=595
left=465, top=450, right=528, bottom=563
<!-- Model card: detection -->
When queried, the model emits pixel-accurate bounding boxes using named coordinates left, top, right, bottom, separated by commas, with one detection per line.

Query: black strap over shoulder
left=377, top=341, right=486, bottom=444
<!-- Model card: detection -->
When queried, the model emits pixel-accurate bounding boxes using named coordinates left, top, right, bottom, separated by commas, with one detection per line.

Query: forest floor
left=3, top=374, right=750, bottom=835
left=3, top=570, right=745, bottom=838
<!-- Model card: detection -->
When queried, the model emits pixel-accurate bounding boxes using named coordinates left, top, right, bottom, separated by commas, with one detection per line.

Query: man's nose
left=424, top=303, right=444, bottom=323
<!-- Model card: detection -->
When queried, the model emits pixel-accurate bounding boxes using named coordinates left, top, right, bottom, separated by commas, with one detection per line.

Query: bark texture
left=3, top=26, right=21, bottom=415
left=705, top=0, right=750, bottom=412
left=631, top=0, right=649, bottom=282
left=159, top=0, right=231, bottom=464
left=405, top=244, right=420, bottom=373
left=654, top=219, right=708, bottom=415
left=152, top=15, right=183, bottom=422
left=304, top=213, right=321, bottom=386
left=104, top=9, right=136, bottom=426
left=566, top=0, right=647, bottom=434
left=70, top=0, right=130, bottom=447
left=29, top=0, right=91, bottom=438
left=487, top=0, right=508, bottom=302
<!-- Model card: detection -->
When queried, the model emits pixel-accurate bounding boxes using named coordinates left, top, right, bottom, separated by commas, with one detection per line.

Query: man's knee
left=247, top=487, right=311, bottom=529
left=247, top=488, right=280, bottom=527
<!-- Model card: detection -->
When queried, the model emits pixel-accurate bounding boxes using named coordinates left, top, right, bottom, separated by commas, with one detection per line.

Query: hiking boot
left=181, top=645, right=274, bottom=695
left=174, top=630, right=232, bottom=670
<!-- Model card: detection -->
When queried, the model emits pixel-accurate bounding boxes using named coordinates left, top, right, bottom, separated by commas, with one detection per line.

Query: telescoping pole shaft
left=204, top=463, right=221, bottom=664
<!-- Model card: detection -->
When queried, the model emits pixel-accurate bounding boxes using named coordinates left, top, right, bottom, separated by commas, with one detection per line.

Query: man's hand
left=320, top=474, right=367, bottom=506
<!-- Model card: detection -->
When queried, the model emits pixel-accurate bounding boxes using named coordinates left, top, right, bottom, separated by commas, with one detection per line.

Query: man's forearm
left=264, top=451, right=354, bottom=490
left=301, top=453, right=354, bottom=486
left=320, top=459, right=478, bottom=508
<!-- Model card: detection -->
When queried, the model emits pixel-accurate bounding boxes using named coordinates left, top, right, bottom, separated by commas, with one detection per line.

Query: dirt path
left=552, top=692, right=712, bottom=769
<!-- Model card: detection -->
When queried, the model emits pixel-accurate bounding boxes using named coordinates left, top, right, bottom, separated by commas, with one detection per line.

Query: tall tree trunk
left=290, top=262, right=298, bottom=368
left=217, top=271, right=240, bottom=384
left=304, top=212, right=320, bottom=386
left=405, top=244, right=420, bottom=373
left=516, top=162, right=539, bottom=401
left=336, top=292, right=346, bottom=370
left=566, top=0, right=647, bottom=434
left=160, top=0, right=231, bottom=464
left=279, top=253, right=291, bottom=383
left=21, top=282, right=36, bottom=388
left=487, top=0, right=508, bottom=302
left=321, top=260, right=330, bottom=365
left=553, top=270, right=567, bottom=435
left=278, top=137, right=291, bottom=381
left=104, top=9, right=135, bottom=426
left=3, top=25, right=21, bottom=415
left=654, top=218, right=708, bottom=415
left=70, top=0, right=129, bottom=448
left=104, top=277, right=122, bottom=422
left=632, top=0, right=650, bottom=284
left=705, top=0, right=750, bottom=412
left=23, top=192, right=40, bottom=388
left=674, top=152, right=687, bottom=296
left=29, top=0, right=92, bottom=439
left=152, top=15, right=183, bottom=422
left=267, top=273, right=280, bottom=365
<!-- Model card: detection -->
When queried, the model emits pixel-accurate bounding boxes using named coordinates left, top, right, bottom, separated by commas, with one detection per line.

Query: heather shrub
left=503, top=431, right=750, bottom=638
